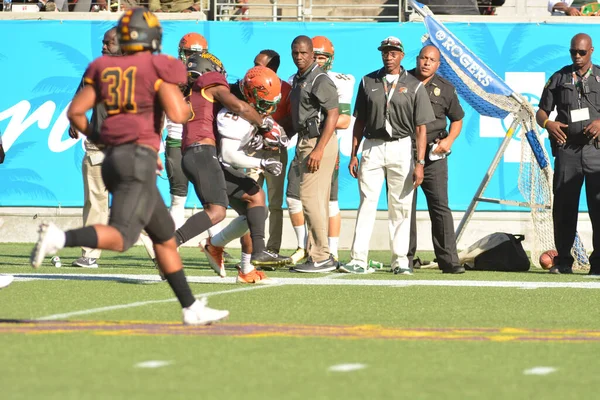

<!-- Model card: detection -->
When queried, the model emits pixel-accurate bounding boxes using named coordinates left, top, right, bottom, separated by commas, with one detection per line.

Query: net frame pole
left=455, top=118, right=521, bottom=243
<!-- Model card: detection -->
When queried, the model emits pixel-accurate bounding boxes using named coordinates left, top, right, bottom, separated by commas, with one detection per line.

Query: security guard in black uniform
left=407, top=45, right=465, bottom=274
left=537, top=33, right=600, bottom=275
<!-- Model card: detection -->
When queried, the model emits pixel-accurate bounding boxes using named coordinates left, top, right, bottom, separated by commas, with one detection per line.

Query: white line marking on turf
left=16, top=272, right=600, bottom=320
left=38, top=284, right=281, bottom=321
left=35, top=273, right=337, bottom=320
left=523, top=367, right=557, bottom=375
left=135, top=360, right=172, bottom=369
left=14, top=273, right=600, bottom=289
left=328, top=363, right=367, bottom=372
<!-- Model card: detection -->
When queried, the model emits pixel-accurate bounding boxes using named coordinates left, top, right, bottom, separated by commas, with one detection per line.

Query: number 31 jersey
left=84, top=52, right=187, bottom=151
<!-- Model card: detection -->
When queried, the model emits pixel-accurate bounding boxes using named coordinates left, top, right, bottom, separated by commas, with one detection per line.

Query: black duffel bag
left=462, top=233, right=530, bottom=272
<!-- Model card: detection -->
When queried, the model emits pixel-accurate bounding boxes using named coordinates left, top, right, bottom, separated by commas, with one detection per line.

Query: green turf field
left=1, top=243, right=599, bottom=399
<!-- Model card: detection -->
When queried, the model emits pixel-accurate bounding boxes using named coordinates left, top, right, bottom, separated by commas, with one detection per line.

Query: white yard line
left=11, top=272, right=600, bottom=321
left=37, top=283, right=280, bottom=320
left=13, top=273, right=600, bottom=289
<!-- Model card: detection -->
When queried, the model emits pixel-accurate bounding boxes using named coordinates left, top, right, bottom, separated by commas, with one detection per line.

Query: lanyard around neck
left=382, top=76, right=399, bottom=108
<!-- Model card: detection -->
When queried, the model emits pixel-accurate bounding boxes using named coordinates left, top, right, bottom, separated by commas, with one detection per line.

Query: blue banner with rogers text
left=0, top=20, right=594, bottom=211
left=421, top=9, right=516, bottom=119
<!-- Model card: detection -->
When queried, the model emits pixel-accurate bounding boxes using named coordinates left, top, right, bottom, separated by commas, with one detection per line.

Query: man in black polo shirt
left=288, top=35, right=340, bottom=273
left=408, top=45, right=465, bottom=274
left=341, top=36, right=435, bottom=275
left=536, top=33, right=600, bottom=275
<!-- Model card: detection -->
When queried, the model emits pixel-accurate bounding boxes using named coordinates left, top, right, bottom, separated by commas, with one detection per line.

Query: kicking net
left=411, top=0, right=589, bottom=269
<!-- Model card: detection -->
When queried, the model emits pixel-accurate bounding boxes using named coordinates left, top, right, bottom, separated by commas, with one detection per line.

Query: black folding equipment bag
left=461, top=233, right=530, bottom=272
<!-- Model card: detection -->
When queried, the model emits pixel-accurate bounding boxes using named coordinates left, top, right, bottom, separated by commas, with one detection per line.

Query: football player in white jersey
left=285, top=35, right=355, bottom=264
left=202, top=65, right=292, bottom=283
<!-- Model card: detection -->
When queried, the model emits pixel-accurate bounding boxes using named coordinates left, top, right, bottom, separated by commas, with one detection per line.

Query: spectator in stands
left=149, top=0, right=201, bottom=12
left=549, top=1, right=600, bottom=15
left=477, top=0, right=504, bottom=15
left=419, top=0, right=480, bottom=15
left=37, top=0, right=68, bottom=11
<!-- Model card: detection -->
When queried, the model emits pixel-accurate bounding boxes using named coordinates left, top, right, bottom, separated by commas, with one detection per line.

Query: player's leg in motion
left=137, top=140, right=188, bottom=272
left=285, top=159, right=308, bottom=264
left=174, top=144, right=227, bottom=249
left=165, top=141, right=189, bottom=230
left=30, top=144, right=228, bottom=325
left=204, top=166, right=290, bottom=283
left=206, top=221, right=241, bottom=265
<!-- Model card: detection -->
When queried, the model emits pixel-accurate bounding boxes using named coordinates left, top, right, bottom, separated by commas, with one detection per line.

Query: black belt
left=565, top=135, right=592, bottom=146
left=365, top=135, right=403, bottom=142
left=296, top=127, right=310, bottom=137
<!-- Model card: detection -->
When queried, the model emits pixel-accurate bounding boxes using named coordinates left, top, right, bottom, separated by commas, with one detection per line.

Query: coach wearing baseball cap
left=341, top=36, right=435, bottom=275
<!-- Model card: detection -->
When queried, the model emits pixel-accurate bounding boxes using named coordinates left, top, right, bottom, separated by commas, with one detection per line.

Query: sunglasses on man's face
left=570, top=49, right=588, bottom=57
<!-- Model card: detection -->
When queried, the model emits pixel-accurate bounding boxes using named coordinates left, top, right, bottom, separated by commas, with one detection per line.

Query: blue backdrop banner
left=0, top=20, right=592, bottom=211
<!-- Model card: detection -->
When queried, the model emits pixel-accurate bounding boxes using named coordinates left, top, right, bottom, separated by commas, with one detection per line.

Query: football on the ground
left=539, top=250, right=558, bottom=270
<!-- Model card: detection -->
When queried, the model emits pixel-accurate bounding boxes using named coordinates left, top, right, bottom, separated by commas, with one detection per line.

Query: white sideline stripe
left=13, top=273, right=600, bottom=289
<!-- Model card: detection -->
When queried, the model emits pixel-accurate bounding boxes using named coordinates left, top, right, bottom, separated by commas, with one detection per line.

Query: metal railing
left=207, top=0, right=546, bottom=22
left=209, top=0, right=404, bottom=22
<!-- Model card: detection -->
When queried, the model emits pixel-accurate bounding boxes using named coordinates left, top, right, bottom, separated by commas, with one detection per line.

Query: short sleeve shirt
left=354, top=67, right=435, bottom=140
left=289, top=63, right=339, bottom=132
left=409, top=70, right=464, bottom=143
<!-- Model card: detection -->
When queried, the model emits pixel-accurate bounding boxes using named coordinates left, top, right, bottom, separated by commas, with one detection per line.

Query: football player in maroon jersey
left=172, top=52, right=290, bottom=279
left=30, top=8, right=228, bottom=326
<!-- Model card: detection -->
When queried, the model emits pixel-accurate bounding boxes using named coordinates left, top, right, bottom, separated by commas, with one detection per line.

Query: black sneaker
left=251, top=250, right=292, bottom=269
left=71, top=257, right=98, bottom=269
left=441, top=265, right=466, bottom=274
left=589, top=268, right=600, bottom=276
left=292, top=255, right=338, bottom=273
left=412, top=257, right=422, bottom=269
left=549, top=265, right=573, bottom=274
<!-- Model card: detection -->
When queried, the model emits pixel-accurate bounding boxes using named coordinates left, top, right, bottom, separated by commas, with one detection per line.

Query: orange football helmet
left=312, top=36, right=334, bottom=71
left=243, top=66, right=282, bottom=115
left=178, top=33, right=208, bottom=63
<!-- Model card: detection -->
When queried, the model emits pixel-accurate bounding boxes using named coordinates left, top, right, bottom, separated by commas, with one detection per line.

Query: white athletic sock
left=293, top=225, right=307, bottom=249
left=211, top=216, right=249, bottom=248
left=240, top=252, right=253, bottom=274
left=169, top=195, right=187, bottom=230
left=328, top=237, right=339, bottom=258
